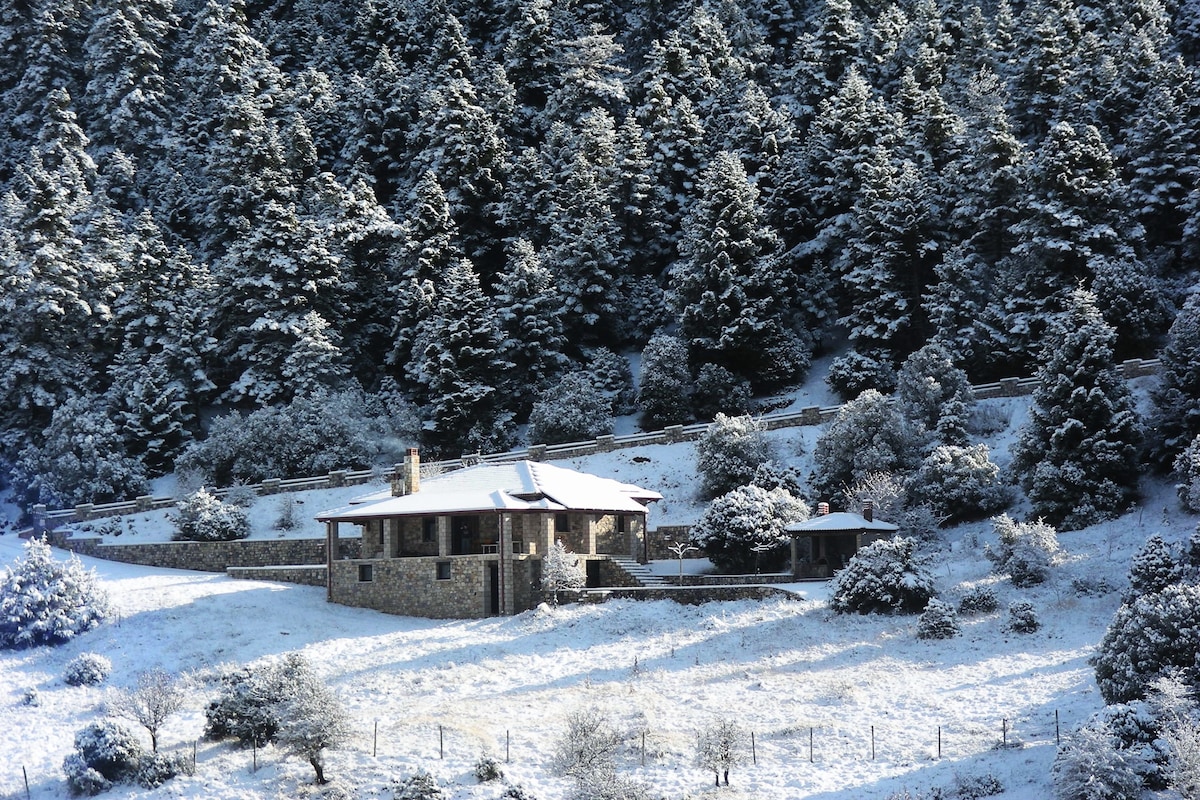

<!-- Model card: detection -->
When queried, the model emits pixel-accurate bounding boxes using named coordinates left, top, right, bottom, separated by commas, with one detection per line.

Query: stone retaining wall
left=672, top=573, right=797, bottom=586
left=227, top=565, right=327, bottom=586
left=581, top=585, right=800, bottom=605
left=52, top=533, right=360, bottom=573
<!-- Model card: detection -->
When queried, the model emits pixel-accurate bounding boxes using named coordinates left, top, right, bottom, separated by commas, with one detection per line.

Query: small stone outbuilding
left=786, top=503, right=898, bottom=578
left=316, top=450, right=661, bottom=618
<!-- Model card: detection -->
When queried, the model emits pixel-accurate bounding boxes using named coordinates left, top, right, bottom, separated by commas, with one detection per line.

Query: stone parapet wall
left=52, top=534, right=360, bottom=573
left=581, top=585, right=800, bottom=605
left=672, top=573, right=797, bottom=586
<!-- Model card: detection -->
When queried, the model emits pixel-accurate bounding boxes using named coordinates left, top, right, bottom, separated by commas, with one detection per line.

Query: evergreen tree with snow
left=0, top=537, right=110, bottom=648
left=695, top=414, right=774, bottom=500
left=106, top=349, right=192, bottom=477
left=691, top=484, right=808, bottom=574
left=1125, top=533, right=1182, bottom=604
left=1011, top=287, right=1143, bottom=530
left=494, top=238, right=568, bottom=417
left=895, top=341, right=975, bottom=445
left=673, top=150, right=809, bottom=389
left=528, top=373, right=612, bottom=445
left=408, top=258, right=513, bottom=457
left=636, top=334, right=692, bottom=430
left=812, top=389, right=920, bottom=503
left=1151, top=291, right=1200, bottom=466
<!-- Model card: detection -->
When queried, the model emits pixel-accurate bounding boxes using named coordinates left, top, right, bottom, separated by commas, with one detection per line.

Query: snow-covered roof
left=785, top=511, right=899, bottom=535
left=316, top=460, right=662, bottom=522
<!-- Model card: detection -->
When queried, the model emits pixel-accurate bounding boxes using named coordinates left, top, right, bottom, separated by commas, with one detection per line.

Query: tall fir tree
left=1150, top=291, right=1200, bottom=466
left=1011, top=287, right=1143, bottom=530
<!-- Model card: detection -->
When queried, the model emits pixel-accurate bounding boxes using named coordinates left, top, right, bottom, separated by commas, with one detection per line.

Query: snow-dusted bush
left=1051, top=722, right=1146, bottom=800
left=1125, top=534, right=1181, bottom=604
left=986, top=515, right=1060, bottom=587
left=540, top=541, right=585, bottom=605
left=896, top=342, right=975, bottom=444
left=551, top=707, right=623, bottom=782
left=588, top=347, right=636, bottom=415
left=205, top=654, right=310, bottom=746
left=64, top=719, right=145, bottom=791
left=500, top=785, right=537, bottom=800
left=1175, top=434, right=1200, bottom=511
left=64, top=653, right=112, bottom=686
left=274, top=496, right=298, bottom=531
left=63, top=753, right=111, bottom=796
left=750, top=461, right=807, bottom=497
left=844, top=471, right=906, bottom=520
left=690, top=485, right=808, bottom=573
left=1094, top=583, right=1200, bottom=704
left=528, top=372, right=613, bottom=445
left=135, top=752, right=193, bottom=789
left=957, top=586, right=999, bottom=615
left=951, top=772, right=1004, bottom=798
left=474, top=755, right=502, bottom=783
left=812, top=389, right=919, bottom=501
left=907, top=444, right=1009, bottom=523
left=391, top=770, right=444, bottom=800
left=171, top=488, right=249, bottom=542
left=274, top=657, right=352, bottom=784
left=694, top=718, right=748, bottom=786
left=691, top=363, right=752, bottom=421
left=695, top=414, right=774, bottom=499
left=175, top=390, right=379, bottom=485
left=916, top=598, right=960, bottom=639
left=11, top=395, right=148, bottom=508
left=830, top=537, right=935, bottom=615
left=0, top=538, right=109, bottom=648
left=637, top=334, right=692, bottom=429
left=1005, top=601, right=1041, bottom=634
left=826, top=349, right=897, bottom=401
left=109, top=668, right=186, bottom=752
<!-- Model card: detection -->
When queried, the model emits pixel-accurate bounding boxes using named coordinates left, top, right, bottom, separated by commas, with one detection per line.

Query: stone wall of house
left=647, top=526, right=697, bottom=561
left=52, top=534, right=360, bottom=572
left=227, top=565, right=327, bottom=586
left=330, top=555, right=539, bottom=619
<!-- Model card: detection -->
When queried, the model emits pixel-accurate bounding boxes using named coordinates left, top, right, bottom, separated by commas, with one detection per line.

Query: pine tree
left=0, top=538, right=109, bottom=649
left=1011, top=287, right=1143, bottom=530
left=895, top=341, right=974, bottom=444
left=673, top=151, right=809, bottom=389
left=1150, top=291, right=1200, bottom=464
left=637, top=334, right=692, bottom=430
left=407, top=259, right=513, bottom=457
left=1125, top=533, right=1181, bottom=604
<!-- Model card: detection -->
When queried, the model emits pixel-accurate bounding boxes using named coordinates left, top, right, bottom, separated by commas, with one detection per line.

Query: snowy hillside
left=1, top=404, right=1195, bottom=799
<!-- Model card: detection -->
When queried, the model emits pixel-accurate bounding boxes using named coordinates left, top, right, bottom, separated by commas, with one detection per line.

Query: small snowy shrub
left=694, top=718, right=748, bottom=786
left=135, top=752, right=193, bottom=789
left=474, top=754, right=502, bottom=783
left=826, top=349, right=897, bottom=401
left=528, top=373, right=614, bottom=444
left=64, top=653, right=112, bottom=686
left=22, top=686, right=40, bottom=706
left=0, top=538, right=109, bottom=648
left=1124, top=533, right=1181, bottom=603
left=830, top=537, right=936, bottom=614
left=1051, top=723, right=1145, bottom=800
left=691, top=363, right=752, bottom=421
left=1175, top=434, right=1200, bottom=512
left=1093, top=583, right=1200, bottom=704
left=1005, top=601, right=1040, bottom=634
left=172, top=488, right=249, bottom=542
left=540, top=541, right=585, bottom=605
left=205, top=654, right=310, bottom=745
left=500, top=785, right=537, bottom=800
left=274, top=496, right=298, bottom=531
left=63, top=753, right=112, bottom=796
left=65, top=719, right=145, bottom=789
left=551, top=707, right=623, bottom=782
left=986, top=515, right=1060, bottom=587
left=695, top=414, right=774, bottom=499
left=957, top=586, right=999, bottom=615
left=690, top=485, right=808, bottom=573
left=391, top=770, right=444, bottom=800
left=951, top=772, right=1003, bottom=798
left=917, top=598, right=960, bottom=639
left=907, top=444, right=1009, bottom=523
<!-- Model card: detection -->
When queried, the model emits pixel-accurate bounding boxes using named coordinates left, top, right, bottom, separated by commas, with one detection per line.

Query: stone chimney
left=817, top=502, right=830, bottom=516
left=392, top=448, right=421, bottom=496
left=863, top=499, right=874, bottom=522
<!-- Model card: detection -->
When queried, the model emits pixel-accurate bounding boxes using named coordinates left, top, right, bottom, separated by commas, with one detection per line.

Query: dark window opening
left=555, top=513, right=569, bottom=533
left=422, top=516, right=437, bottom=543
left=358, top=564, right=373, bottom=582
left=436, top=561, right=451, bottom=581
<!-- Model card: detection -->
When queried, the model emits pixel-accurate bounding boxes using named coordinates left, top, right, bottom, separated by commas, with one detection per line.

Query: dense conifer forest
left=3, top=0, right=1200, bottom=509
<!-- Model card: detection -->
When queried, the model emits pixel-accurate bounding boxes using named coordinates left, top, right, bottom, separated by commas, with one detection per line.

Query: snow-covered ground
left=0, top=383, right=1183, bottom=799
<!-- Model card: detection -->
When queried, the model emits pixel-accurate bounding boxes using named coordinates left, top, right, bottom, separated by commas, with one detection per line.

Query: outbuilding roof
left=785, top=511, right=899, bottom=535
left=316, top=460, right=662, bottom=522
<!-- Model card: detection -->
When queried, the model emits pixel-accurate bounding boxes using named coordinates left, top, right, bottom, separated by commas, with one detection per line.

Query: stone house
left=316, top=450, right=662, bottom=618
left=786, top=502, right=898, bottom=578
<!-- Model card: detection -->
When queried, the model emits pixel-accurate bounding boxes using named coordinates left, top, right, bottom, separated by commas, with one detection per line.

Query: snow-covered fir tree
left=0, top=537, right=110, bottom=648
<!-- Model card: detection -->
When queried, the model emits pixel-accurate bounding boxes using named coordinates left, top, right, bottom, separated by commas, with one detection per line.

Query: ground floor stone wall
left=583, top=585, right=800, bottom=605
left=227, top=565, right=327, bottom=586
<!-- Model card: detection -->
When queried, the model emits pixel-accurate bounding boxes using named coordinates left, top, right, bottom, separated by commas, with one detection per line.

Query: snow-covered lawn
left=2, top=478, right=1190, bottom=799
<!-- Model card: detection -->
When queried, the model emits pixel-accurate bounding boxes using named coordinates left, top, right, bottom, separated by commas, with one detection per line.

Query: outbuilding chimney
left=863, top=499, right=874, bottom=522
left=817, top=502, right=830, bottom=516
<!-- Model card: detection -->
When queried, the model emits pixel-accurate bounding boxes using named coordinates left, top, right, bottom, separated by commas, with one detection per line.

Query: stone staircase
left=606, top=556, right=671, bottom=587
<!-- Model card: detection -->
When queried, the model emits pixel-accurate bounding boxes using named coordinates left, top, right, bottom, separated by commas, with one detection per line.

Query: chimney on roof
left=817, top=502, right=830, bottom=516
left=863, top=499, right=874, bottom=523
left=392, top=448, right=421, bottom=497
